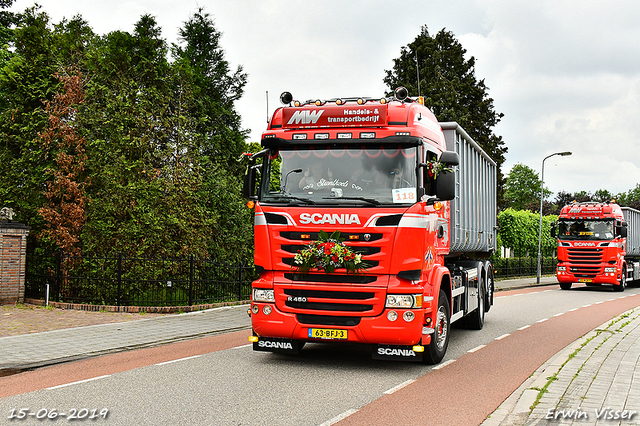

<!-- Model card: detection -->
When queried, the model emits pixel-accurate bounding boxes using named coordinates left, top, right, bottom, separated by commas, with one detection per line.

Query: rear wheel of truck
left=485, top=268, right=494, bottom=312
left=465, top=279, right=485, bottom=330
left=423, top=289, right=450, bottom=365
left=560, top=282, right=572, bottom=290
left=613, top=267, right=626, bottom=292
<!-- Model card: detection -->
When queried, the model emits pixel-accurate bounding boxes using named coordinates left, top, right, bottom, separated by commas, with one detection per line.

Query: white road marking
left=47, top=375, right=111, bottom=390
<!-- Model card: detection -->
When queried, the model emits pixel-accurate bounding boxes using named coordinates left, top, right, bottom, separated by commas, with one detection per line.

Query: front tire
left=560, top=282, right=572, bottom=290
left=423, top=289, right=450, bottom=365
left=613, top=267, right=626, bottom=292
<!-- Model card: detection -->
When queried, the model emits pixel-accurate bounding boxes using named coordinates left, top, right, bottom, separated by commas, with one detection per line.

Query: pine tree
left=384, top=26, right=507, bottom=204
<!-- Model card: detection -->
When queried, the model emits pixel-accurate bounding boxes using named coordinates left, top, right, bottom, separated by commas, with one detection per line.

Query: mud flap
left=372, top=344, right=423, bottom=361
left=253, top=337, right=303, bottom=354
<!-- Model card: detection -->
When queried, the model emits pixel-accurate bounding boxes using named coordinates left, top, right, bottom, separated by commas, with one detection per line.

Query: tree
left=616, top=184, right=640, bottom=210
left=384, top=26, right=508, bottom=204
left=0, top=6, right=59, bottom=232
left=503, top=163, right=550, bottom=211
left=38, top=70, right=89, bottom=256
left=172, top=8, right=248, bottom=171
left=497, top=208, right=557, bottom=258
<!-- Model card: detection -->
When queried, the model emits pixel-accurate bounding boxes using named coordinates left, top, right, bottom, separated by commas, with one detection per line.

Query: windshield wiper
left=266, top=194, right=316, bottom=205
left=322, top=196, right=380, bottom=206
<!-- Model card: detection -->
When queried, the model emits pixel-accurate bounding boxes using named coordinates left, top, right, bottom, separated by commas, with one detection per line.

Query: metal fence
left=492, top=256, right=558, bottom=279
left=25, top=251, right=256, bottom=307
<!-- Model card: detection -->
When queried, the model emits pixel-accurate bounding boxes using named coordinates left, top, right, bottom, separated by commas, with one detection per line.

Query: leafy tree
left=38, top=70, right=88, bottom=256
left=0, top=6, right=59, bottom=232
left=0, top=0, right=21, bottom=84
left=172, top=8, right=248, bottom=171
left=383, top=26, right=507, bottom=204
left=616, top=184, right=640, bottom=209
left=503, top=163, right=551, bottom=211
left=497, top=208, right=557, bottom=258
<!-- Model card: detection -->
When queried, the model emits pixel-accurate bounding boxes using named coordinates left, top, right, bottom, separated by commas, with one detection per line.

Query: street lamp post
left=537, top=151, right=572, bottom=285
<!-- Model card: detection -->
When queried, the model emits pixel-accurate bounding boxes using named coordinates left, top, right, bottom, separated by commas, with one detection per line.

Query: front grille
left=279, top=286, right=382, bottom=315
left=566, top=248, right=603, bottom=278
left=567, top=248, right=603, bottom=263
left=284, top=288, right=374, bottom=311
left=284, top=273, right=377, bottom=284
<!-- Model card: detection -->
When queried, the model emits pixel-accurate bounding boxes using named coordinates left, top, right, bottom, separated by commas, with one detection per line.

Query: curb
left=481, top=308, right=640, bottom=425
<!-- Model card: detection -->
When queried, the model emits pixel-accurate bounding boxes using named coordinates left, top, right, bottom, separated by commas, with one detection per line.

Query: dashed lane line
left=47, top=375, right=111, bottom=390
left=384, top=379, right=415, bottom=395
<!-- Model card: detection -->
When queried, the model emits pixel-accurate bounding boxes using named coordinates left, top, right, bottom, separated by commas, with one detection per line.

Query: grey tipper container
left=440, top=122, right=497, bottom=255
left=622, top=206, right=640, bottom=257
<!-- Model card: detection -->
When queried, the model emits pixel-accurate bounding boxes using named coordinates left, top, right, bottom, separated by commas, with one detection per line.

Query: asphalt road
left=1, top=284, right=639, bottom=425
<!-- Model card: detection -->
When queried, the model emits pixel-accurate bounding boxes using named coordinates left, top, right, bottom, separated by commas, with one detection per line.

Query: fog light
left=387, top=310, right=398, bottom=322
left=251, top=304, right=259, bottom=314
left=403, top=311, right=415, bottom=322
left=263, top=305, right=272, bottom=315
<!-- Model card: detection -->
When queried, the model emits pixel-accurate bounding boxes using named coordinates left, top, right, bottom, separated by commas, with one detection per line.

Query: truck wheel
left=485, top=269, right=494, bottom=313
left=613, top=267, right=626, bottom=292
left=560, top=282, right=572, bottom=290
left=423, top=289, right=450, bottom=365
left=465, top=279, right=485, bottom=330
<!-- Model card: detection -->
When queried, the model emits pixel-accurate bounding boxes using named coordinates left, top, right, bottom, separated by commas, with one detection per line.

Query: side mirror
left=243, top=165, right=259, bottom=199
left=618, top=224, right=628, bottom=238
left=439, top=151, right=459, bottom=166
left=435, top=169, right=455, bottom=201
left=550, top=222, right=557, bottom=238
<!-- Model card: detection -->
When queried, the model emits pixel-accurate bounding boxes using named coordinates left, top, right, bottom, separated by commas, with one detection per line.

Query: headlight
left=253, top=288, right=275, bottom=302
left=386, top=294, right=422, bottom=308
left=557, top=266, right=566, bottom=272
left=604, top=267, right=616, bottom=273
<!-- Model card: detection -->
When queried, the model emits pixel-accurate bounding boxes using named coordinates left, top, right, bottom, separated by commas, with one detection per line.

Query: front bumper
left=250, top=301, right=428, bottom=346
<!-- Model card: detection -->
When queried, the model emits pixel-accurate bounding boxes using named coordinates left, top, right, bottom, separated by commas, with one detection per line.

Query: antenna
left=415, top=51, right=421, bottom=98
left=266, top=91, right=269, bottom=124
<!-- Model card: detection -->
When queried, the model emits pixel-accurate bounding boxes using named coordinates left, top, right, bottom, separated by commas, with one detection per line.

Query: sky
left=9, top=0, right=640, bottom=197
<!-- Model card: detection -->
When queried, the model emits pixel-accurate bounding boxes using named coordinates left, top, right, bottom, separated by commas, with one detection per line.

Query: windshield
left=557, top=219, right=615, bottom=240
left=261, top=145, right=418, bottom=205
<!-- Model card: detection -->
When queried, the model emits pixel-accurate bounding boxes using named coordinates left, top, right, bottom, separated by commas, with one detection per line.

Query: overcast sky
left=9, top=0, right=640, bottom=197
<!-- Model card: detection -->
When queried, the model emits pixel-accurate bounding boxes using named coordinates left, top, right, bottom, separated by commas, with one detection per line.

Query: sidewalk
left=483, top=307, right=640, bottom=426
left=5, top=276, right=638, bottom=425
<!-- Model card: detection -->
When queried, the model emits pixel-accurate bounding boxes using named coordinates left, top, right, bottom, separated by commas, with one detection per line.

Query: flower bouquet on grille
left=293, top=230, right=367, bottom=274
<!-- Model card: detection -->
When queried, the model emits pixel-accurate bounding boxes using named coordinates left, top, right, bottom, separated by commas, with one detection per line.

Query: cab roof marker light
left=293, top=100, right=301, bottom=107
left=357, top=98, right=365, bottom=105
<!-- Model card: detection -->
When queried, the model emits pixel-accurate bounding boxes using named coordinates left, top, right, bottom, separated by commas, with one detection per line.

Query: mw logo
left=287, top=110, right=324, bottom=125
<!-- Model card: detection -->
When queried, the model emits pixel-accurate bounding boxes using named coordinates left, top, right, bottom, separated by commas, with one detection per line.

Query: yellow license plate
left=579, top=278, right=593, bottom=283
left=308, top=328, right=348, bottom=340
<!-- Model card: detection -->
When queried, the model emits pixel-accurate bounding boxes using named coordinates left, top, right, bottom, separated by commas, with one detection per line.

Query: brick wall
left=0, top=222, right=30, bottom=305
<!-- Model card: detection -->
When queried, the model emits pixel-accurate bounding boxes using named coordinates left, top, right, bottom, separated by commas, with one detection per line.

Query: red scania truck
left=553, top=201, right=640, bottom=291
left=242, top=88, right=496, bottom=363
